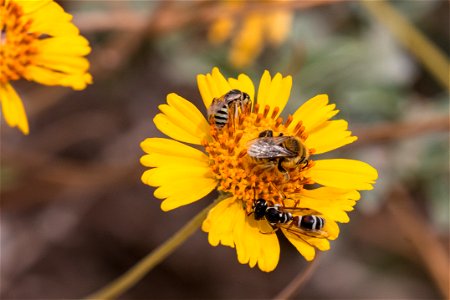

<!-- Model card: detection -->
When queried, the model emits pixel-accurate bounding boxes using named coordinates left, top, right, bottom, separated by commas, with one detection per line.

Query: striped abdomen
left=293, top=215, right=325, bottom=231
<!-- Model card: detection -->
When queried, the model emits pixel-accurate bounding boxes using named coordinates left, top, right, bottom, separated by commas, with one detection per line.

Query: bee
left=247, top=130, right=310, bottom=180
left=207, top=89, right=251, bottom=129
left=251, top=198, right=327, bottom=240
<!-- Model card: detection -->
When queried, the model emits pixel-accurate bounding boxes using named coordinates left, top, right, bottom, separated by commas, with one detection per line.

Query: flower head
left=0, top=0, right=92, bottom=134
left=140, top=67, right=377, bottom=271
left=208, top=0, right=293, bottom=68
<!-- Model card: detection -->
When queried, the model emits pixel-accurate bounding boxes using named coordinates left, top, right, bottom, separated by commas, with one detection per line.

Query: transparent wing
left=247, top=137, right=296, bottom=158
left=281, top=224, right=329, bottom=239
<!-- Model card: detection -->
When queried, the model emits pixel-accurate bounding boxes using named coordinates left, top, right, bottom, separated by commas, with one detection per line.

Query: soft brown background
left=1, top=1, right=449, bottom=299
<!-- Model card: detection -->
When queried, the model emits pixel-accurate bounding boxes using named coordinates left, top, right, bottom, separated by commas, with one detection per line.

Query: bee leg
left=297, top=157, right=309, bottom=170
left=258, top=130, right=273, bottom=138
left=259, top=227, right=279, bottom=235
left=277, top=159, right=290, bottom=181
left=302, top=159, right=309, bottom=169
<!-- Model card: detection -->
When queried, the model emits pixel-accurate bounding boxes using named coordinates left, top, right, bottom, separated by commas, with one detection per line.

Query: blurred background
left=1, top=0, right=449, bottom=299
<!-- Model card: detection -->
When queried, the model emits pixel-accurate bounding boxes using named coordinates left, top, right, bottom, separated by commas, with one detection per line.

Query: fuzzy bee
left=251, top=198, right=327, bottom=239
left=207, top=89, right=251, bottom=129
left=247, top=130, right=310, bottom=180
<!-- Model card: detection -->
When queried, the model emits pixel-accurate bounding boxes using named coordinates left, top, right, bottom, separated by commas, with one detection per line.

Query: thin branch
left=387, top=185, right=449, bottom=299
left=274, top=256, right=321, bottom=300
left=85, top=196, right=224, bottom=300
left=354, top=115, right=449, bottom=146
left=360, top=0, right=450, bottom=91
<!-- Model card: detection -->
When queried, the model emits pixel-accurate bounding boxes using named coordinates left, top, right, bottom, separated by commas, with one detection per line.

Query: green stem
left=85, top=197, right=224, bottom=300
left=360, top=0, right=450, bottom=91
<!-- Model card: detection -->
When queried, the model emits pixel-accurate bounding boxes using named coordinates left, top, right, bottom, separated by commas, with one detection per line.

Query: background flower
left=0, top=0, right=92, bottom=134
left=207, top=0, right=293, bottom=68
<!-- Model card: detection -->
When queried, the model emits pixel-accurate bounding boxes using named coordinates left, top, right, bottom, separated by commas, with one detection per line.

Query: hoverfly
left=247, top=130, right=310, bottom=180
left=207, top=89, right=251, bottom=129
left=251, top=198, right=327, bottom=240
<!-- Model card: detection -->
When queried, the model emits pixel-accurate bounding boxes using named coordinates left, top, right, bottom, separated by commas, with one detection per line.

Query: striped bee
left=247, top=130, right=310, bottom=180
left=251, top=198, right=327, bottom=239
left=207, top=89, right=251, bottom=129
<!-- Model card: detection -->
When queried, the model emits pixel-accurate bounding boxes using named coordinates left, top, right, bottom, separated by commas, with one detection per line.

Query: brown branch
left=387, top=185, right=449, bottom=299
left=354, top=115, right=449, bottom=146
left=274, top=256, right=321, bottom=300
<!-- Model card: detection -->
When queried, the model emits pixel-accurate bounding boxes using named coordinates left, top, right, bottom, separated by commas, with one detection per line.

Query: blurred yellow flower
left=140, top=67, right=377, bottom=271
left=0, top=0, right=92, bottom=135
left=208, top=0, right=293, bottom=68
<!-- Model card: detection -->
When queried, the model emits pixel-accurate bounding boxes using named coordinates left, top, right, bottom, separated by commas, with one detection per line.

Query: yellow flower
left=208, top=0, right=293, bottom=68
left=140, top=67, right=378, bottom=272
left=0, top=0, right=92, bottom=134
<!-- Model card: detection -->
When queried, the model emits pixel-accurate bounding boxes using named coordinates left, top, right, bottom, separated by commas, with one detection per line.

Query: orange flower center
left=202, top=104, right=316, bottom=211
left=0, top=0, right=38, bottom=84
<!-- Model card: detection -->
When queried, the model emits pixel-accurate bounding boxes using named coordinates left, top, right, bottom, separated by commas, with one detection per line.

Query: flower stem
left=360, top=0, right=450, bottom=91
left=274, top=256, right=320, bottom=300
left=85, top=197, right=224, bottom=300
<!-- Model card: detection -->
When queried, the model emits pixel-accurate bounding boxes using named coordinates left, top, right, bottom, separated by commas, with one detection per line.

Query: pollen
left=0, top=0, right=39, bottom=84
left=202, top=105, right=314, bottom=212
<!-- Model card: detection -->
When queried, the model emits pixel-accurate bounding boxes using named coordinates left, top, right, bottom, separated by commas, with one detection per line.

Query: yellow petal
left=212, top=67, right=232, bottom=96
left=256, top=71, right=291, bottom=117
left=197, top=74, right=213, bottom=109
left=197, top=68, right=232, bottom=109
left=323, top=219, right=340, bottom=240
left=25, top=65, right=92, bottom=90
left=153, top=94, right=209, bottom=145
left=291, top=94, right=339, bottom=134
left=265, top=73, right=282, bottom=108
left=203, top=198, right=280, bottom=272
left=156, top=178, right=217, bottom=211
left=305, top=120, right=358, bottom=154
left=235, top=212, right=280, bottom=272
left=33, top=54, right=90, bottom=74
left=296, top=188, right=360, bottom=223
left=228, top=73, right=255, bottom=104
left=256, top=70, right=271, bottom=110
left=140, top=138, right=209, bottom=167
left=281, top=228, right=316, bottom=261
left=141, top=161, right=217, bottom=211
left=17, top=0, right=51, bottom=14
left=36, top=35, right=91, bottom=57
left=277, top=75, right=293, bottom=114
left=141, top=164, right=213, bottom=187
left=307, top=159, right=378, bottom=190
left=27, top=1, right=80, bottom=36
left=0, top=83, right=29, bottom=134
left=300, top=235, right=330, bottom=251
left=202, top=197, right=240, bottom=247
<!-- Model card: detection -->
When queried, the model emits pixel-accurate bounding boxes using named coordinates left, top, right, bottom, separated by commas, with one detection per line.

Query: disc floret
left=202, top=104, right=315, bottom=212
left=0, top=0, right=39, bottom=84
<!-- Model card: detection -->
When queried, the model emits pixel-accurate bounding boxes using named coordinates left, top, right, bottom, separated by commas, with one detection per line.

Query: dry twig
left=274, top=257, right=321, bottom=300
left=387, top=185, right=449, bottom=299
left=355, top=115, right=449, bottom=146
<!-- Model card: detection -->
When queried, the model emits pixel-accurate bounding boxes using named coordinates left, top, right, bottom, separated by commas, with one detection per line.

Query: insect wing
left=247, top=137, right=297, bottom=158
left=281, top=224, right=328, bottom=240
